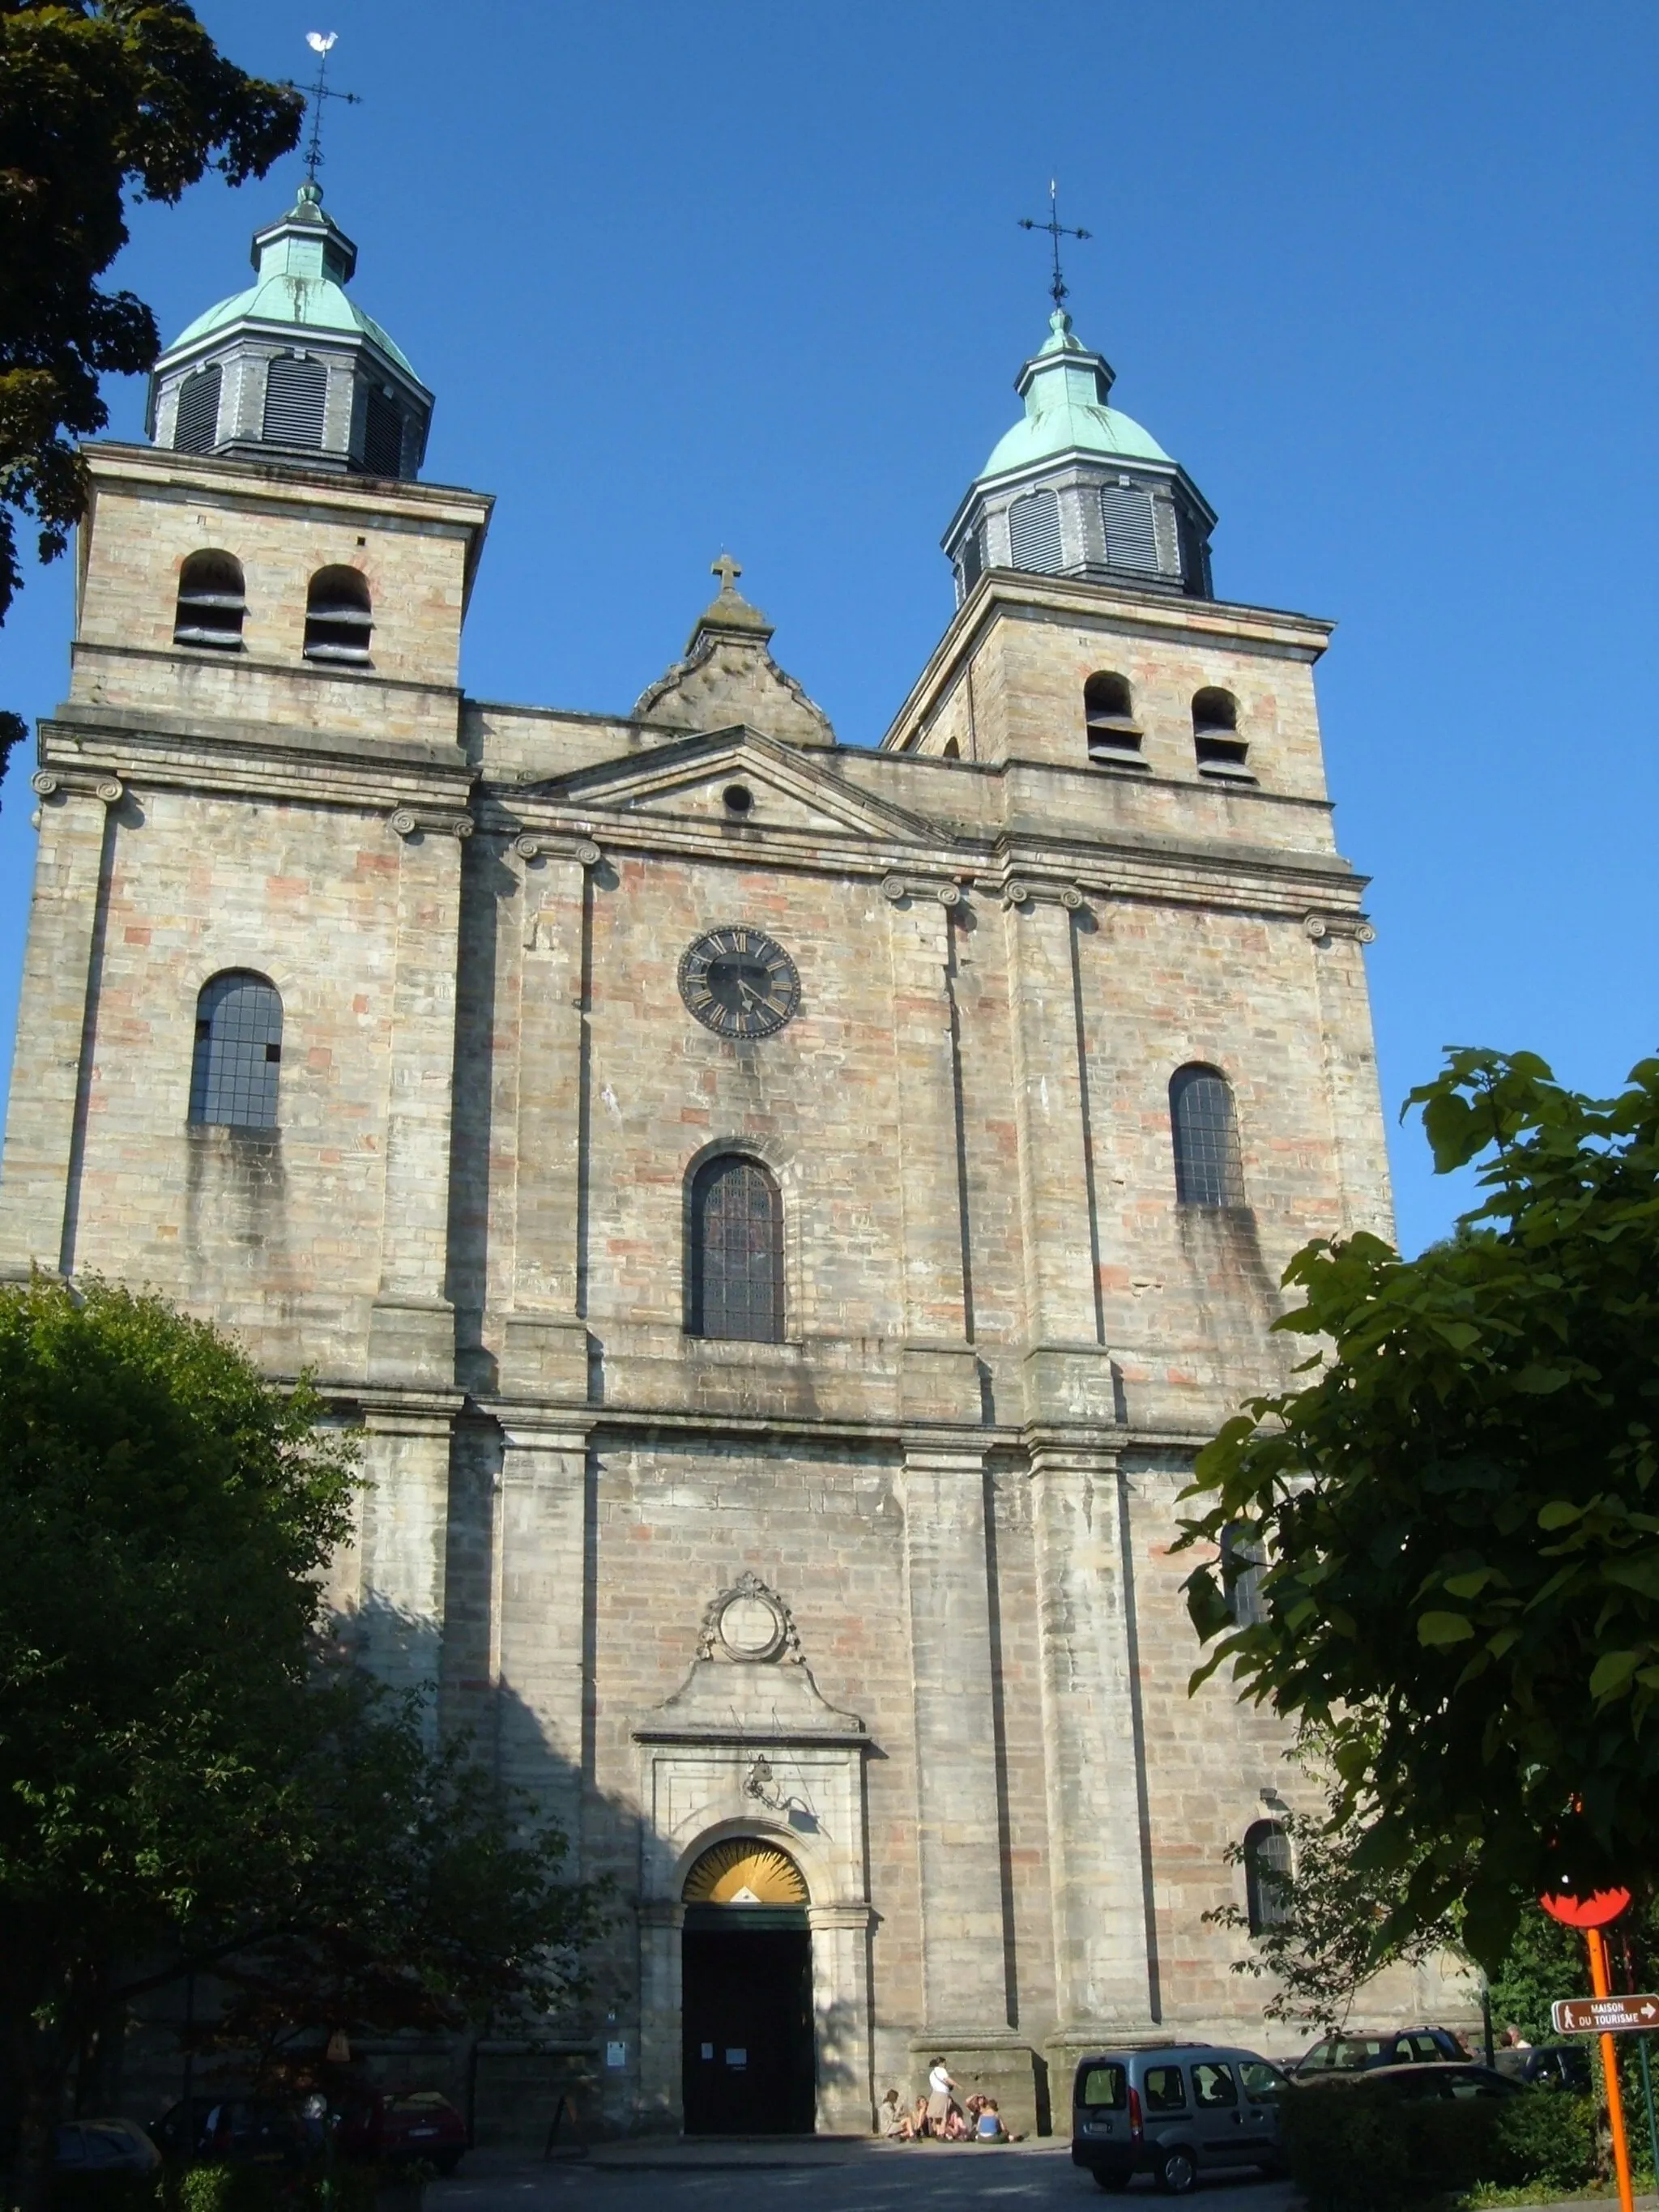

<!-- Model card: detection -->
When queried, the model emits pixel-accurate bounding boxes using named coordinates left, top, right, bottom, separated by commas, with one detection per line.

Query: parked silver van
left=1071, top=2044, right=1291, bottom=2194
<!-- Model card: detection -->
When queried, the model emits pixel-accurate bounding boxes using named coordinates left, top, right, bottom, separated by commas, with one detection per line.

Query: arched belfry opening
left=680, top=1837, right=814, bottom=2135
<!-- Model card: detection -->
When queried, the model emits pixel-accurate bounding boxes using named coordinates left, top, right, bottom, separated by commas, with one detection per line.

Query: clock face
left=678, top=926, right=800, bottom=1038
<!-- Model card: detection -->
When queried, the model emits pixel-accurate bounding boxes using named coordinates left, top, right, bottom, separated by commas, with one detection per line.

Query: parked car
left=148, top=2096, right=306, bottom=2166
left=1493, top=2044, right=1593, bottom=2092
left=1071, top=2044, right=1291, bottom=2195
left=54, top=2120, right=161, bottom=2176
left=1290, top=2027, right=1469, bottom=2077
left=1310, top=2061, right=1525, bottom=2102
left=331, top=2088, right=466, bottom=2174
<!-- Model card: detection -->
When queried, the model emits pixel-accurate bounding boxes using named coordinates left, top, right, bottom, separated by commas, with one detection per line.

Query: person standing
left=925, top=2059, right=957, bottom=2137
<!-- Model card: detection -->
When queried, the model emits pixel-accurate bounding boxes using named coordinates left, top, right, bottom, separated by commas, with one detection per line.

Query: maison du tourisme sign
left=1553, top=1997, right=1659, bottom=2035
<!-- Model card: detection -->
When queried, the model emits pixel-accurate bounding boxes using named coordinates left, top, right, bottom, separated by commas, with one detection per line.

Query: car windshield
left=384, top=2095, right=449, bottom=2114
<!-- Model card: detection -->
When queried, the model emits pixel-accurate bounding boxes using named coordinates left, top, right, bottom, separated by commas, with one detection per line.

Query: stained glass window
left=1171, top=1063, right=1243, bottom=1208
left=189, top=971, right=282, bottom=1129
left=690, top=1155, right=783, bottom=1342
left=1244, top=1820, right=1293, bottom=1934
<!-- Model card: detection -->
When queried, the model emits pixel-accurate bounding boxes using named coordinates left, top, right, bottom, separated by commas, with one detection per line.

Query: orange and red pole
left=1588, top=1926, right=1636, bottom=2212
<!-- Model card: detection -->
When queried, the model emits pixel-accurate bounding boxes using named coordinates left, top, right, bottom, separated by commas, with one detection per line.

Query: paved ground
left=433, top=2142, right=1297, bottom=2212
left=433, top=2144, right=1659, bottom=2212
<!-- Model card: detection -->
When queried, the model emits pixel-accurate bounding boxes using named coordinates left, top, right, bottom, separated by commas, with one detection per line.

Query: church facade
left=0, top=183, right=1437, bottom=2137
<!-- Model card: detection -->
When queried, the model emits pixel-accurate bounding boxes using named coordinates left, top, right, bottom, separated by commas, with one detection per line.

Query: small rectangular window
left=1142, top=2066, right=1187, bottom=2113
left=1079, top=2065, right=1127, bottom=2111
left=1191, top=2062, right=1238, bottom=2111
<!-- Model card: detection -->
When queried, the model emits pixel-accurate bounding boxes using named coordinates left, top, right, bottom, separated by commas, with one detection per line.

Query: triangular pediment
left=535, top=727, right=945, bottom=847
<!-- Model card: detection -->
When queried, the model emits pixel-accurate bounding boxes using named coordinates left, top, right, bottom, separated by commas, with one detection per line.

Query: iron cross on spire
left=1017, top=179, right=1091, bottom=311
left=297, top=32, right=361, bottom=185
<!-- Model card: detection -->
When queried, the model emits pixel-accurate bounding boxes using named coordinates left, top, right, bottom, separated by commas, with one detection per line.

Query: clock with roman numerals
left=678, top=926, right=800, bottom=1038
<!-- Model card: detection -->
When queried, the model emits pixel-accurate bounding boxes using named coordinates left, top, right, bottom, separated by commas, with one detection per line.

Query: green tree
left=1203, top=1731, right=1461, bottom=2031
left=0, top=1276, right=353, bottom=2206
left=1179, top=1050, right=1659, bottom=1971
left=195, top=1670, right=611, bottom=2081
left=0, top=1279, right=609, bottom=2212
left=0, top=2, right=301, bottom=789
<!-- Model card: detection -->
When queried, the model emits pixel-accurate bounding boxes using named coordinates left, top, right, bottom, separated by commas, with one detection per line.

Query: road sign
left=1555, top=1996, right=1659, bottom=2035
left=1541, top=1886, right=1632, bottom=1928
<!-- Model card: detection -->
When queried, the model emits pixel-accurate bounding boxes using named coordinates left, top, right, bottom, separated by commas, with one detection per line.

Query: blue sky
left=2, top=0, right=1653, bottom=1255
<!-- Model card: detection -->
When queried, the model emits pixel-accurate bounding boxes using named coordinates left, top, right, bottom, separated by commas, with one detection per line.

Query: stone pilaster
left=0, top=780, right=116, bottom=1276
left=1307, top=919, right=1394, bottom=1241
left=636, top=1899, right=684, bottom=2133
left=899, top=1439, right=1012, bottom=2037
left=369, top=820, right=465, bottom=1385
left=808, top=1901, right=876, bottom=2133
left=500, top=842, right=595, bottom=1398
left=1002, top=887, right=1115, bottom=1421
left=493, top=1415, right=592, bottom=1844
left=886, top=884, right=978, bottom=1421
left=1029, top=1437, right=1156, bottom=2039
left=356, top=1396, right=460, bottom=1741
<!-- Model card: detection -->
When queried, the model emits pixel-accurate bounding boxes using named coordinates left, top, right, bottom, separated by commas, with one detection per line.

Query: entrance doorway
left=680, top=1839, right=814, bottom=2135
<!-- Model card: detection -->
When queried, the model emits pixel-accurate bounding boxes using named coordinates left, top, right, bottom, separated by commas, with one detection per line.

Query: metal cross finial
left=711, top=552, right=742, bottom=594
left=296, top=32, right=361, bottom=185
left=1017, top=178, right=1092, bottom=311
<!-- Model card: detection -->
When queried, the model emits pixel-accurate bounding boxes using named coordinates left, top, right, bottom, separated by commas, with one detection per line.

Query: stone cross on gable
left=711, top=552, right=742, bottom=594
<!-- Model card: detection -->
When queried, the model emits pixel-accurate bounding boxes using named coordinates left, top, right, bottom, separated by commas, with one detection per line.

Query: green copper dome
left=943, top=308, right=1215, bottom=601
left=147, top=179, right=433, bottom=479
left=979, top=309, right=1168, bottom=479
left=164, top=181, right=417, bottom=377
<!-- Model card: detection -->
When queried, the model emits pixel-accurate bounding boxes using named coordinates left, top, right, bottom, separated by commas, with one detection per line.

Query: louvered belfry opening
left=173, top=365, right=222, bottom=454
left=1009, top=486, right=1063, bottom=573
left=1170, top=1063, right=1245, bottom=1208
left=362, top=386, right=405, bottom=477
left=303, top=565, right=373, bottom=667
left=1192, top=688, right=1252, bottom=779
left=189, top=970, right=283, bottom=1129
left=262, top=355, right=327, bottom=448
left=689, top=1154, right=783, bottom=1342
left=173, top=550, right=246, bottom=651
left=1083, top=670, right=1145, bottom=769
left=1101, top=481, right=1160, bottom=575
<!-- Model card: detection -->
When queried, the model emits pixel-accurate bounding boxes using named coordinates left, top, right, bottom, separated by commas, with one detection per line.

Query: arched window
left=1084, top=671, right=1144, bottom=767
left=173, top=551, right=246, bottom=652
left=173, top=364, right=222, bottom=455
left=1170, top=1063, right=1244, bottom=1208
left=1244, top=1820, right=1293, bottom=1935
left=262, top=355, right=327, bottom=448
left=303, top=567, right=373, bottom=667
left=189, top=971, right=283, bottom=1129
left=1221, top=1524, right=1267, bottom=1626
left=941, top=735, right=961, bottom=759
left=1009, top=487, right=1062, bottom=573
left=1192, top=688, right=1252, bottom=779
left=689, top=1154, right=783, bottom=1342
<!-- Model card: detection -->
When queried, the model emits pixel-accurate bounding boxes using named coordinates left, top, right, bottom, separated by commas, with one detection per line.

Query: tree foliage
left=1203, top=1733, right=1460, bottom=2031
left=1179, top=1050, right=1659, bottom=1970
left=0, top=1276, right=352, bottom=2197
left=201, top=1672, right=610, bottom=2078
left=0, top=1279, right=606, bottom=2208
left=0, top=2, right=301, bottom=787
